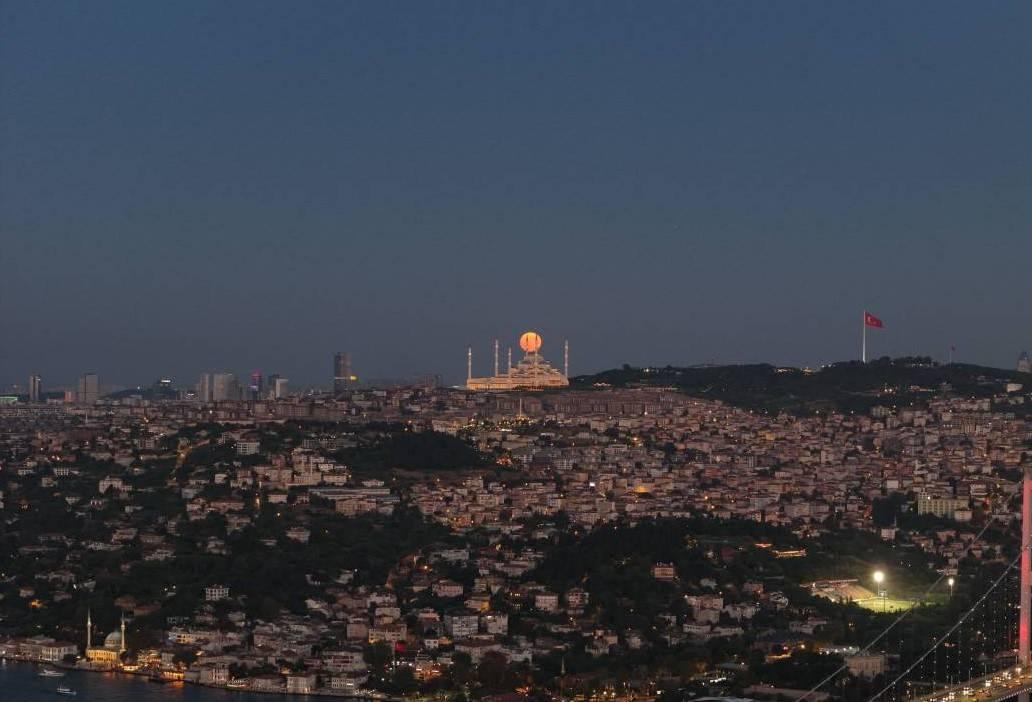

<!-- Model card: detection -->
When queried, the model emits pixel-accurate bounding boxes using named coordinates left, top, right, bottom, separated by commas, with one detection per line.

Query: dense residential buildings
left=1, top=361, right=1031, bottom=699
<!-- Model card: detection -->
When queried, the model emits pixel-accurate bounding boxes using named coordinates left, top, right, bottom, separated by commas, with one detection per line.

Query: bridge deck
left=908, top=667, right=1032, bottom=702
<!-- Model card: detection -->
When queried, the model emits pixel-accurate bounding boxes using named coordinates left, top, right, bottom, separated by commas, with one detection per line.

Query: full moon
left=519, top=331, right=542, bottom=353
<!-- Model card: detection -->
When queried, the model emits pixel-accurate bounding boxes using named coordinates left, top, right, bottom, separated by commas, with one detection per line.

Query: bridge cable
left=868, top=548, right=1023, bottom=702
left=798, top=516, right=1004, bottom=702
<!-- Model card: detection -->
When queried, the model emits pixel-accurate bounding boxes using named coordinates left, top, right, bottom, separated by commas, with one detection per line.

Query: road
left=908, top=666, right=1032, bottom=702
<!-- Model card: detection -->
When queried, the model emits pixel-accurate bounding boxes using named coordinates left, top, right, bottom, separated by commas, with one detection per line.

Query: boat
left=55, top=687, right=78, bottom=696
left=39, top=667, right=65, bottom=677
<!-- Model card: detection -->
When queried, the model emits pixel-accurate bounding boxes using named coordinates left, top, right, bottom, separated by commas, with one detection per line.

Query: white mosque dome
left=103, top=630, right=122, bottom=650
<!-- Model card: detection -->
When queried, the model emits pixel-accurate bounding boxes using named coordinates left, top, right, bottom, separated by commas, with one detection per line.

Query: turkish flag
left=864, top=312, right=884, bottom=328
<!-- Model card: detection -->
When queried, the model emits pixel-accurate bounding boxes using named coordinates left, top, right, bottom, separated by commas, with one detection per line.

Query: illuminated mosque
left=84, top=609, right=126, bottom=668
left=466, top=331, right=569, bottom=391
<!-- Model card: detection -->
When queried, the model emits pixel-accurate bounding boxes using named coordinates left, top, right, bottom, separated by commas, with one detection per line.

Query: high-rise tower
left=211, top=372, right=237, bottom=401
left=78, top=373, right=99, bottom=404
left=249, top=370, right=263, bottom=401
left=334, top=352, right=354, bottom=393
left=196, top=372, right=213, bottom=402
left=28, top=374, right=42, bottom=403
left=269, top=375, right=288, bottom=399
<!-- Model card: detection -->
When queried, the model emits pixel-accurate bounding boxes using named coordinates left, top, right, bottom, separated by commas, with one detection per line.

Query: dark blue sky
left=2, top=1, right=1030, bottom=389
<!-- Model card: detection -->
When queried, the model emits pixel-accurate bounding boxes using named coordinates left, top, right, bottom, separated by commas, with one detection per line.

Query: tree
left=391, top=665, right=417, bottom=694
left=478, top=651, right=512, bottom=692
left=364, top=641, right=394, bottom=679
left=450, top=651, right=475, bottom=688
left=172, top=649, right=198, bottom=667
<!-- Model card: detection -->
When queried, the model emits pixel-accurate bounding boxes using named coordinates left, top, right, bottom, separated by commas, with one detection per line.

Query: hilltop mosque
left=466, top=331, right=570, bottom=391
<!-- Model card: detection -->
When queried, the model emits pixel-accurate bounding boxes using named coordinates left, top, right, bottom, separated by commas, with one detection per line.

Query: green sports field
left=856, top=596, right=917, bottom=613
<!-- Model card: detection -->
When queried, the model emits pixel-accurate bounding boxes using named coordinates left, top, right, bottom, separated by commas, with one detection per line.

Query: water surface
left=0, top=661, right=316, bottom=702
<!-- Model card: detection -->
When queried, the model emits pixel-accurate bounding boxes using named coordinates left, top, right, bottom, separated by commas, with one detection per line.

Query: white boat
left=55, top=686, right=78, bottom=696
left=39, top=667, right=65, bottom=677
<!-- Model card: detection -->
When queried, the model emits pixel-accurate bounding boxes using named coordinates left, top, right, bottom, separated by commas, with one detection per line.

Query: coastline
left=1, top=654, right=393, bottom=700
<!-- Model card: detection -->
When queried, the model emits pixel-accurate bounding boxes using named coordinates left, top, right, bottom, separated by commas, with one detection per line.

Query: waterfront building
left=85, top=611, right=126, bottom=668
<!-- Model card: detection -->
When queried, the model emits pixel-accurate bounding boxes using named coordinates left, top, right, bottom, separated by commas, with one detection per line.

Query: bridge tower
left=1020, top=467, right=1032, bottom=702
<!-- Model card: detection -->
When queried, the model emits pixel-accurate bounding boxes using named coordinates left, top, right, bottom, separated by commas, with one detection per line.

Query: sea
left=0, top=661, right=318, bottom=701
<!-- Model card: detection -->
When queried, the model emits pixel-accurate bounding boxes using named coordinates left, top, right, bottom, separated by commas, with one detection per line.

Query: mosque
left=466, top=331, right=570, bottom=391
left=84, top=609, right=126, bottom=668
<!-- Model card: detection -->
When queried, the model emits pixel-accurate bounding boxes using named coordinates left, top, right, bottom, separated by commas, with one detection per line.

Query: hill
left=572, top=356, right=1032, bottom=416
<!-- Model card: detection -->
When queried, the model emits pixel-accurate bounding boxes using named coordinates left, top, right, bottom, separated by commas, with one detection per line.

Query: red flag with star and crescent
left=864, top=311, right=884, bottom=328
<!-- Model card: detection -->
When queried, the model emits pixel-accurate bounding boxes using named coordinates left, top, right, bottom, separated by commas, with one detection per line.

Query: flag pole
left=862, top=310, right=867, bottom=363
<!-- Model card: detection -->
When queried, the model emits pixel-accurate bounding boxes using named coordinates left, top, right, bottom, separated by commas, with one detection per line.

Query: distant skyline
left=2, top=2, right=1031, bottom=388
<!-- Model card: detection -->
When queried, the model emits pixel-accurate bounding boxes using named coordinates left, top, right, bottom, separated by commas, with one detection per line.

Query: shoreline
left=1, top=655, right=394, bottom=700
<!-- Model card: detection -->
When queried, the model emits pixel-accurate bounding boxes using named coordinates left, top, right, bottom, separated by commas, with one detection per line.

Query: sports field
left=856, top=596, right=917, bottom=613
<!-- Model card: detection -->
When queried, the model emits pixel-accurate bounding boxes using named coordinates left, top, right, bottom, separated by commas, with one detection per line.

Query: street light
left=947, top=577, right=955, bottom=599
left=873, top=570, right=886, bottom=611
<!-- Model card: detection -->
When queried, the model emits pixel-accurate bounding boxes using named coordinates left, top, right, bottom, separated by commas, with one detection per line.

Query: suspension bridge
left=802, top=470, right=1032, bottom=702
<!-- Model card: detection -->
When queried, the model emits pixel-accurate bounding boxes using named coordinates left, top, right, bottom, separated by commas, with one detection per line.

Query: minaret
left=494, top=339, right=499, bottom=377
left=120, top=612, right=126, bottom=654
left=507, top=348, right=512, bottom=373
left=564, top=339, right=569, bottom=378
left=86, top=609, right=92, bottom=651
left=466, top=346, right=472, bottom=384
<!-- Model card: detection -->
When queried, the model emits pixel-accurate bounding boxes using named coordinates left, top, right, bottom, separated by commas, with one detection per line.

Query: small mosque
left=84, top=609, right=126, bottom=669
left=466, top=331, right=570, bottom=391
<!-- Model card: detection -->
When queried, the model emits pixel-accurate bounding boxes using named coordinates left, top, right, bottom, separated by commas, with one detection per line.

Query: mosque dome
left=103, top=631, right=122, bottom=650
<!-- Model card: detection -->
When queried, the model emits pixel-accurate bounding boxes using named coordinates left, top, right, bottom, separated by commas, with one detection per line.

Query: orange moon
left=519, top=331, right=542, bottom=353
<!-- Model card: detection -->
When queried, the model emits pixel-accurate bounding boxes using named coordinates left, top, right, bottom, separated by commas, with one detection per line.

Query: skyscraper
left=212, top=372, right=238, bottom=401
left=28, top=374, right=42, bottom=403
left=78, top=372, right=99, bottom=404
left=268, top=374, right=289, bottom=399
left=197, top=372, right=238, bottom=401
left=334, top=352, right=354, bottom=393
left=197, top=372, right=213, bottom=402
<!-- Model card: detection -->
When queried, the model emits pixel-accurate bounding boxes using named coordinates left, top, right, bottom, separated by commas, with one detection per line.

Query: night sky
left=2, top=2, right=1030, bottom=389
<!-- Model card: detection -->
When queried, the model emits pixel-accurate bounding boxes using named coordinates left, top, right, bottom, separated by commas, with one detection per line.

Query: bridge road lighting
left=873, top=570, right=886, bottom=611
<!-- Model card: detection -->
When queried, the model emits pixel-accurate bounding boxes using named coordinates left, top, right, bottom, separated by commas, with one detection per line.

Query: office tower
left=249, top=370, right=263, bottom=401
left=212, top=372, right=237, bottom=401
left=28, top=374, right=42, bottom=403
left=268, top=375, right=289, bottom=399
left=197, top=373, right=213, bottom=402
left=78, top=373, right=100, bottom=404
left=334, top=352, right=353, bottom=393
